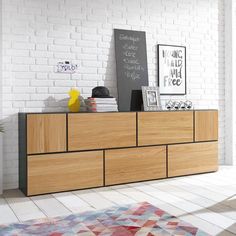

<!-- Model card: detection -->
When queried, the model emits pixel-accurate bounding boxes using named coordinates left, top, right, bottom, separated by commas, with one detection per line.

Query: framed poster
left=158, top=44, right=186, bottom=95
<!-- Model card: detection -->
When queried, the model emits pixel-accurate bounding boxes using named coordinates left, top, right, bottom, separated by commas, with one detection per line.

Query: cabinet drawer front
left=195, top=111, right=218, bottom=141
left=138, top=111, right=193, bottom=146
left=168, top=142, right=218, bottom=177
left=68, top=113, right=136, bottom=151
left=28, top=151, right=103, bottom=195
left=27, top=114, right=66, bottom=154
left=105, top=146, right=166, bottom=185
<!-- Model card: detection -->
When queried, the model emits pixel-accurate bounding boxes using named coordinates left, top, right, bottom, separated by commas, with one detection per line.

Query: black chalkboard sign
left=114, top=29, right=149, bottom=111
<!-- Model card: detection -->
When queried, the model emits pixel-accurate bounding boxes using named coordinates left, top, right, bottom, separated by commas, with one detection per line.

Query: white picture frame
left=142, top=86, right=162, bottom=111
left=158, top=44, right=186, bottom=95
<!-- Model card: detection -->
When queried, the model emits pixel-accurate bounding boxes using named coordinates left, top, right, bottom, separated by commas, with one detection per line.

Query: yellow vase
left=68, top=89, right=81, bottom=112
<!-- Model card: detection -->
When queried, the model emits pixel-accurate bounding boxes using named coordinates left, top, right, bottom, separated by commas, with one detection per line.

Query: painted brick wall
left=225, top=0, right=236, bottom=165
left=233, top=0, right=236, bottom=164
left=0, top=0, right=3, bottom=194
left=2, top=0, right=225, bottom=189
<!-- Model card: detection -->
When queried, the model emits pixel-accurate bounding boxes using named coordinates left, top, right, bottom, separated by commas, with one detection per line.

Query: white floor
left=0, top=166, right=236, bottom=236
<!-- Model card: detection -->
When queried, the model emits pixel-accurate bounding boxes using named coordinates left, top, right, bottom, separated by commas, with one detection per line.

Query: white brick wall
left=232, top=0, right=236, bottom=165
left=0, top=0, right=3, bottom=194
left=225, top=0, right=236, bottom=165
left=232, top=0, right=236, bottom=162
left=2, top=0, right=225, bottom=189
left=231, top=0, right=236, bottom=165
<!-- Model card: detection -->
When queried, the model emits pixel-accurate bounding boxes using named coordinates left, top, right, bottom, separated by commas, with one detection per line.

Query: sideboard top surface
left=19, top=109, right=218, bottom=115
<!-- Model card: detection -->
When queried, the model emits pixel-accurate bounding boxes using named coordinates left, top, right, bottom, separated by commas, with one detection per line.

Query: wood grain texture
left=138, top=111, right=194, bottom=146
left=27, top=151, right=103, bottom=195
left=68, top=113, right=136, bottom=151
left=168, top=142, right=218, bottom=177
left=27, top=114, right=66, bottom=154
left=105, top=146, right=166, bottom=185
left=195, top=111, right=218, bottom=141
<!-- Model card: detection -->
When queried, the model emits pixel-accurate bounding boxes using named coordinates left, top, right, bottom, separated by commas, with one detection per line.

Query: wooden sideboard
left=19, top=110, right=218, bottom=196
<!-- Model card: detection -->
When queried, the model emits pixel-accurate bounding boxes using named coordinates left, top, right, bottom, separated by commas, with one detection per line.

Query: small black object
left=174, top=101, right=181, bottom=110
left=130, top=90, right=143, bottom=111
left=185, top=100, right=192, bottom=110
left=91, top=86, right=113, bottom=98
left=180, top=101, right=186, bottom=110
left=165, top=100, right=174, bottom=110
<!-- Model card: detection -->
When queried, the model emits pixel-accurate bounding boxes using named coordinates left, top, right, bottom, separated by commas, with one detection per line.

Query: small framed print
left=142, top=86, right=162, bottom=111
left=158, top=44, right=186, bottom=95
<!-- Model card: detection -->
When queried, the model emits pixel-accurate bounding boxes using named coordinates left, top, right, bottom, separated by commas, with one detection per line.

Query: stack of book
left=85, top=97, right=118, bottom=112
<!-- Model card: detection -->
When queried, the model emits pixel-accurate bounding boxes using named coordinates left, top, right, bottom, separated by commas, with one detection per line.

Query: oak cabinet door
left=195, top=111, right=218, bottom=141
left=105, top=146, right=166, bottom=185
left=168, top=142, right=218, bottom=177
left=27, top=151, right=103, bottom=195
left=68, top=113, right=136, bottom=151
left=27, top=114, right=66, bottom=154
left=138, top=111, right=193, bottom=146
